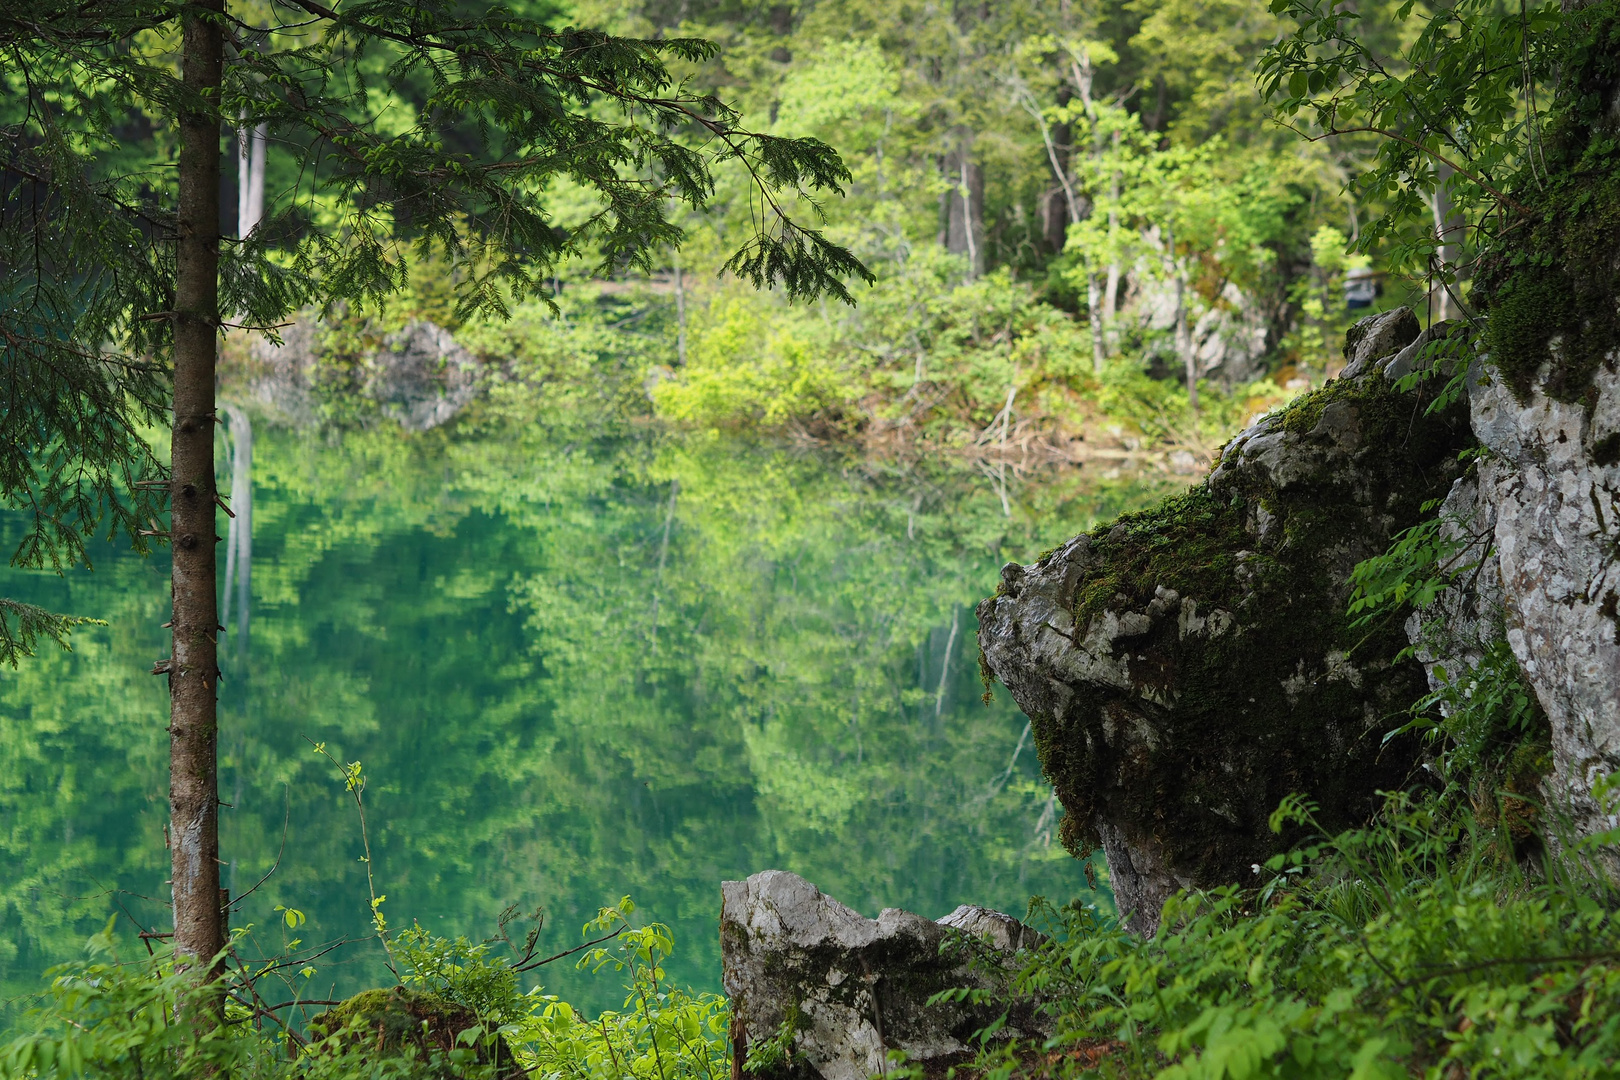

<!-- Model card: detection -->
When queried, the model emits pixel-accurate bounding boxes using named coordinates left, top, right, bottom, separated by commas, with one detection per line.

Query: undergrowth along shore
left=6, top=784, right=1619, bottom=1079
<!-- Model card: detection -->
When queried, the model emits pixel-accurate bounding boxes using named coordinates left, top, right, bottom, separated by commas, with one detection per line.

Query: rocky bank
left=974, top=307, right=1620, bottom=931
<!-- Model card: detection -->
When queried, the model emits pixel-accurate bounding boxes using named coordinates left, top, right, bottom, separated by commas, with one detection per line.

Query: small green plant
left=1, top=901, right=730, bottom=1080
left=962, top=792, right=1620, bottom=1079
left=742, top=1008, right=800, bottom=1074
left=512, top=900, right=730, bottom=1080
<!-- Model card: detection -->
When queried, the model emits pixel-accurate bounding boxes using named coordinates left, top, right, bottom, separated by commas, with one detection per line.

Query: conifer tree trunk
left=170, top=0, right=226, bottom=989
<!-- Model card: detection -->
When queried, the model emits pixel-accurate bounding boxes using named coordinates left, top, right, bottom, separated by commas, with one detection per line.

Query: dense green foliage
left=6, top=0, right=1618, bottom=1070
left=966, top=792, right=1620, bottom=1079
left=0, top=0, right=869, bottom=665
left=1, top=901, right=732, bottom=1080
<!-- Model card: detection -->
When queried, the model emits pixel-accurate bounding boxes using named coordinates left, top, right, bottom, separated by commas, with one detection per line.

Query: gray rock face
left=1470, top=355, right=1620, bottom=869
left=719, top=872, right=1048, bottom=1080
left=368, top=321, right=482, bottom=431
left=241, top=318, right=481, bottom=430
left=1338, top=307, right=1421, bottom=379
left=1401, top=471, right=1507, bottom=710
left=1133, top=278, right=1273, bottom=385
left=976, top=309, right=1473, bottom=933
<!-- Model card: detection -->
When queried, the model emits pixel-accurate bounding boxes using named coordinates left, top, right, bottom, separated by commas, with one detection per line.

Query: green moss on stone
left=1474, top=4, right=1620, bottom=404
left=1026, top=367, right=1473, bottom=879
left=309, top=987, right=513, bottom=1078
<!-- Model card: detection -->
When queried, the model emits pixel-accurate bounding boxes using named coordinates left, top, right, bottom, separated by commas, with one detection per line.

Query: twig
left=1277, top=120, right=1533, bottom=216
left=513, top=926, right=627, bottom=972
left=233, top=785, right=291, bottom=906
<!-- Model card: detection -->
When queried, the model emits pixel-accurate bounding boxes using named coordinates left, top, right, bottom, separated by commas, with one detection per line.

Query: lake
left=0, top=418, right=1164, bottom=1021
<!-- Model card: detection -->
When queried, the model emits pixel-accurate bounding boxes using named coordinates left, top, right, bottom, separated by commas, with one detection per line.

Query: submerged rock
left=720, top=871, right=1048, bottom=1080
left=976, top=308, right=1474, bottom=933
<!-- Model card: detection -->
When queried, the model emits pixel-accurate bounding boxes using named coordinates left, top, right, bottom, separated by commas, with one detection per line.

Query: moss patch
left=309, top=987, right=515, bottom=1078
left=1474, top=4, right=1620, bottom=404
left=1007, top=364, right=1474, bottom=885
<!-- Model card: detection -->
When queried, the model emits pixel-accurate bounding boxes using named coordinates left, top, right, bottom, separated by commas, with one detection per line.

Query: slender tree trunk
left=1166, top=223, right=1196, bottom=420
left=958, top=159, right=982, bottom=278
left=237, top=117, right=250, bottom=237
left=942, top=136, right=984, bottom=279
left=1088, top=273, right=1106, bottom=374
left=673, top=250, right=687, bottom=366
left=236, top=117, right=266, bottom=237
left=171, top=0, right=226, bottom=994
left=1430, top=162, right=1461, bottom=322
left=1102, top=258, right=1121, bottom=353
left=247, top=123, right=266, bottom=231
left=1103, top=131, right=1122, bottom=355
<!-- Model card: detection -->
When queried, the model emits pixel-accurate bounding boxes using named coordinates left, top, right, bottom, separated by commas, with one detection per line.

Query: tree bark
left=942, top=137, right=984, bottom=279
left=1088, top=273, right=1106, bottom=374
left=1429, top=162, right=1462, bottom=322
left=1166, top=223, right=1196, bottom=419
left=171, top=0, right=226, bottom=994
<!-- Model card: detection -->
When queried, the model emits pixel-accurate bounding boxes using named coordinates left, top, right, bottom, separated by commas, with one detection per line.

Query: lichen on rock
left=976, top=308, right=1475, bottom=933
left=1469, top=352, right=1620, bottom=871
left=719, top=871, right=1048, bottom=1080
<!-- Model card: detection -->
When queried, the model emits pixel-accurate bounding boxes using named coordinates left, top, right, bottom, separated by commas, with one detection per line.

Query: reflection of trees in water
left=218, top=406, right=253, bottom=905
left=0, top=428, right=1153, bottom=1018
left=220, top=406, right=252, bottom=667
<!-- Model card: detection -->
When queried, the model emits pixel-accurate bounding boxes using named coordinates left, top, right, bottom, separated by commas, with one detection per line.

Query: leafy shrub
left=654, top=248, right=1290, bottom=450
left=0, top=901, right=728, bottom=1080
left=964, top=794, right=1620, bottom=1079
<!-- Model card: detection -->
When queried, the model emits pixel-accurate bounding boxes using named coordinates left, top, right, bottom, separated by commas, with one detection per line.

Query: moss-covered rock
left=976, top=309, right=1474, bottom=933
left=720, top=871, right=1049, bottom=1080
left=308, top=986, right=516, bottom=1078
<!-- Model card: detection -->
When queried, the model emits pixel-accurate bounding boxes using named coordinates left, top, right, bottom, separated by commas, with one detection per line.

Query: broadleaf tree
left=0, top=0, right=871, bottom=1005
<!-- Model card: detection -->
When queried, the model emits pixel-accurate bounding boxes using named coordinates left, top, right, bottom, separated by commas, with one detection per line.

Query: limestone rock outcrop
left=719, top=871, right=1048, bottom=1080
left=1133, top=277, right=1275, bottom=386
left=976, top=308, right=1474, bottom=933
left=239, top=318, right=481, bottom=430
left=1469, top=355, right=1620, bottom=869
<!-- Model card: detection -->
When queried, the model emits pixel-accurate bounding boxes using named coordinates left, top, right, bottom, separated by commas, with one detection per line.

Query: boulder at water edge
left=976, top=308, right=1475, bottom=933
left=719, top=871, right=1048, bottom=1080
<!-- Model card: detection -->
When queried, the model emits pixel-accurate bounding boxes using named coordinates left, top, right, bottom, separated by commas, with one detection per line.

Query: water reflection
left=220, top=405, right=253, bottom=667
left=0, top=425, right=1162, bottom=1021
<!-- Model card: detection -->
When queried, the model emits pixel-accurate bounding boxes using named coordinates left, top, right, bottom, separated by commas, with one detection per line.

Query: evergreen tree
left=1, top=0, right=869, bottom=1001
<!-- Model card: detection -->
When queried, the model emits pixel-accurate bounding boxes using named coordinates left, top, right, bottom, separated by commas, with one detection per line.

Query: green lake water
left=0, top=421, right=1163, bottom=1021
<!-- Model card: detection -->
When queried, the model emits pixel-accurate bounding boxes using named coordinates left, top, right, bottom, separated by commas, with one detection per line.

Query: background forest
left=236, top=0, right=1426, bottom=458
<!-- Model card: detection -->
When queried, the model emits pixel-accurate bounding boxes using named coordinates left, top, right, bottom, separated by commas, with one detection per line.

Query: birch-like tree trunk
left=1430, top=162, right=1462, bottom=322
left=237, top=115, right=266, bottom=237
left=1165, top=222, right=1196, bottom=419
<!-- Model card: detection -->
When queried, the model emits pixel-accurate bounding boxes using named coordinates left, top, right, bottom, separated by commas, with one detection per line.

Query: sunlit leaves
left=1258, top=0, right=1564, bottom=276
